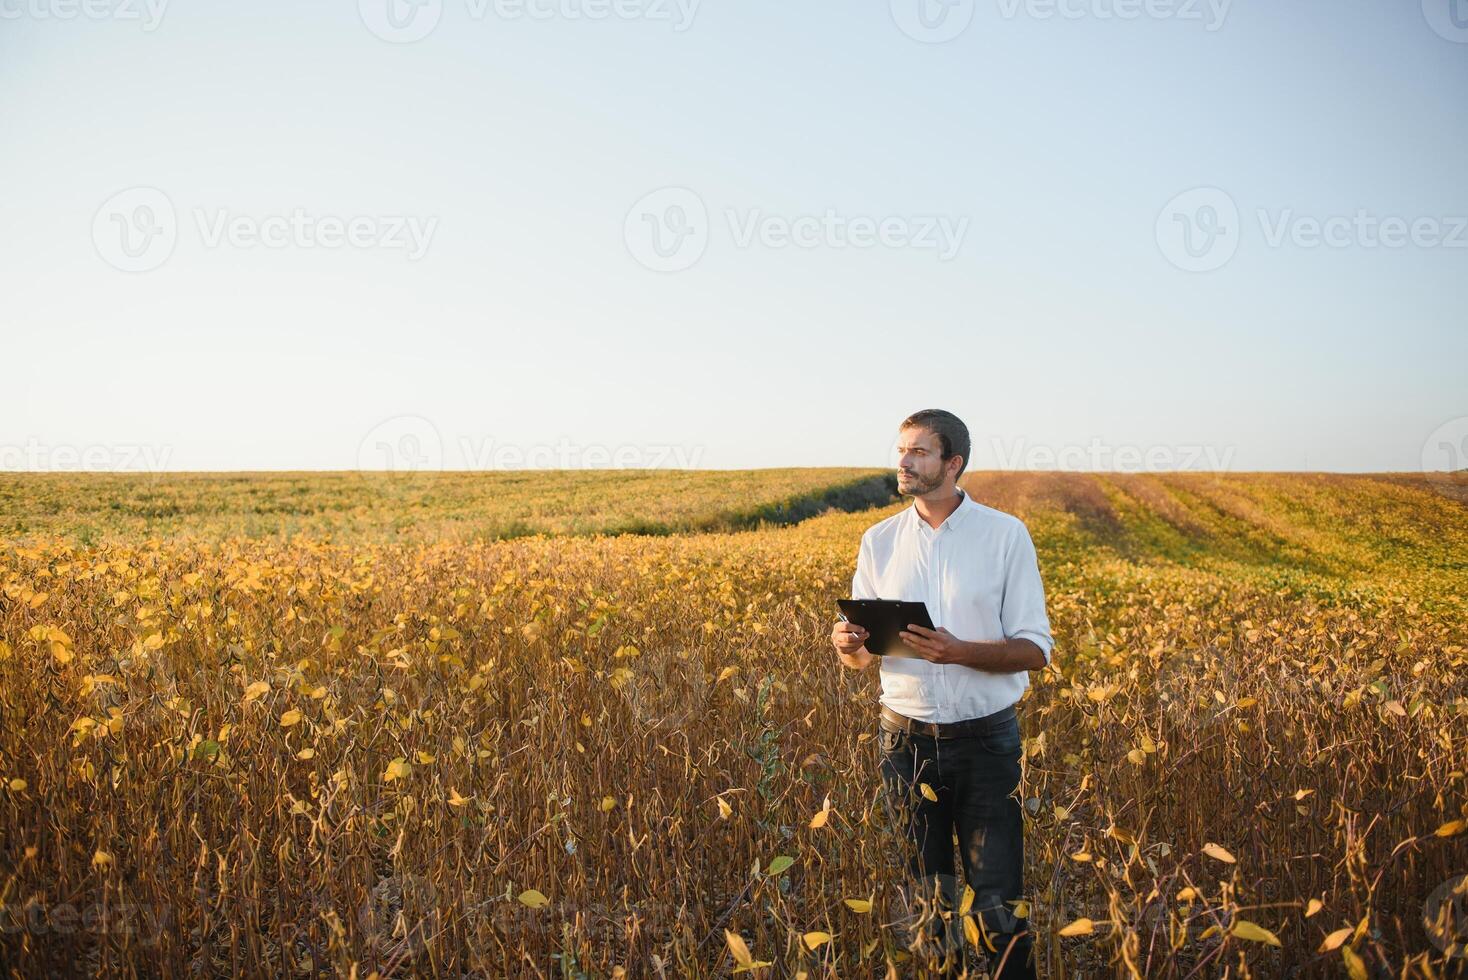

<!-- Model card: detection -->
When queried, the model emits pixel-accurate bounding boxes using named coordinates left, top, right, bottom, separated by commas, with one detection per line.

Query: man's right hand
left=832, top=620, right=875, bottom=669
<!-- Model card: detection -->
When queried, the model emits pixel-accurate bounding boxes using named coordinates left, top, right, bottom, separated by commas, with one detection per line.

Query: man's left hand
left=899, top=624, right=969, bottom=665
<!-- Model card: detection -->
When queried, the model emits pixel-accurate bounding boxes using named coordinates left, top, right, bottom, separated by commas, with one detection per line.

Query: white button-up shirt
left=851, top=487, right=1054, bottom=723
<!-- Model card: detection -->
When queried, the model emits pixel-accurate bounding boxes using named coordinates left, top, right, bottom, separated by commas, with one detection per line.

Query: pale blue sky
left=2, top=0, right=1465, bottom=472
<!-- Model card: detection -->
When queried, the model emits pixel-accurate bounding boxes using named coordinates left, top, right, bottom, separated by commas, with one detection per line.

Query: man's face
left=895, top=426, right=954, bottom=497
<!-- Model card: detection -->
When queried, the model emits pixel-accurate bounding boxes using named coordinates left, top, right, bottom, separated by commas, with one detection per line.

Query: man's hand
left=899, top=624, right=1049, bottom=672
left=898, top=623, right=969, bottom=664
left=832, top=620, right=875, bottom=670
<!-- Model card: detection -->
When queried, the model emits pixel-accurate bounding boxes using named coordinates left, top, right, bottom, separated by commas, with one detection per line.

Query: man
left=831, top=409, right=1052, bottom=980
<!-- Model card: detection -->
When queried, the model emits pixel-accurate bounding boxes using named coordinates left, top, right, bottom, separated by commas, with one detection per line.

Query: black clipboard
left=836, top=599, right=935, bottom=658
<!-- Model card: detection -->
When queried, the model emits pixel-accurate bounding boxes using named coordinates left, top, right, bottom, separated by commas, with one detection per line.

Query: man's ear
left=948, top=455, right=965, bottom=480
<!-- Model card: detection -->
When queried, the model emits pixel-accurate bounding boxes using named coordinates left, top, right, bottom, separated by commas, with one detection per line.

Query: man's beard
left=897, top=469, right=943, bottom=496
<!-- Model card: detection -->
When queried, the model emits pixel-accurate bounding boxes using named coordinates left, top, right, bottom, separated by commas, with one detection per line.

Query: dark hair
left=900, top=409, right=970, bottom=479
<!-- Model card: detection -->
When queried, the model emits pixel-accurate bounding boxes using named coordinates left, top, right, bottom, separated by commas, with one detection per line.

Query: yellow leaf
left=448, top=788, right=472, bottom=807
left=725, top=929, right=753, bottom=966
left=963, top=914, right=981, bottom=949
left=517, top=888, right=550, bottom=908
left=809, top=807, right=830, bottom=830
left=1384, top=700, right=1406, bottom=717
left=717, top=796, right=732, bottom=820
left=600, top=796, right=616, bottom=812
left=1434, top=819, right=1465, bottom=837
left=802, top=931, right=831, bottom=950
left=1177, top=887, right=1198, bottom=902
left=1305, top=898, right=1323, bottom=918
left=1127, top=748, right=1146, bottom=765
left=383, top=757, right=411, bottom=782
left=919, top=782, right=938, bottom=802
left=716, top=666, right=738, bottom=684
left=415, top=751, right=436, bottom=765
left=279, top=709, right=302, bottom=727
left=8, top=778, right=26, bottom=792
left=1341, top=946, right=1367, bottom=980
left=295, top=748, right=315, bottom=760
left=92, top=849, right=113, bottom=868
left=1230, top=920, right=1280, bottom=946
left=243, top=681, right=269, bottom=704
left=1058, top=917, right=1094, bottom=937
left=1070, top=851, right=1092, bottom=862
left=1201, top=842, right=1236, bottom=863
left=843, top=899, right=871, bottom=914
left=1318, top=926, right=1352, bottom=952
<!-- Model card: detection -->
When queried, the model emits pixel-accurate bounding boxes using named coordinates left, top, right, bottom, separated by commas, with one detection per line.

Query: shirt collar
left=910, top=487, right=972, bottom=533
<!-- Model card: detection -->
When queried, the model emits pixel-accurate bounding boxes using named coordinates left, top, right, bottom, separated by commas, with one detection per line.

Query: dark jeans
left=878, top=707, right=1036, bottom=979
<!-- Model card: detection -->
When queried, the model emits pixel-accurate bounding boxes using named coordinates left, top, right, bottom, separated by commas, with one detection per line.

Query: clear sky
left=2, top=0, right=1465, bottom=473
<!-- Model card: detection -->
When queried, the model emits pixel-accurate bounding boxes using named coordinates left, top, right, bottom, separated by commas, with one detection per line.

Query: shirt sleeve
left=851, top=534, right=878, bottom=600
left=1000, top=521, right=1054, bottom=665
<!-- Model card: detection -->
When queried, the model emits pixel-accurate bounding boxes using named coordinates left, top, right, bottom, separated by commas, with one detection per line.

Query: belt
left=880, top=702, right=1016, bottom=739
